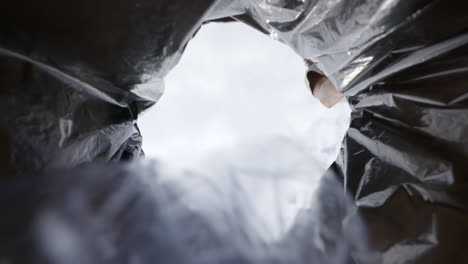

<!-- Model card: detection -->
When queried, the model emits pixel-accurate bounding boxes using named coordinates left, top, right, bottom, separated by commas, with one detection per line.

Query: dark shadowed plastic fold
left=1, top=0, right=468, bottom=263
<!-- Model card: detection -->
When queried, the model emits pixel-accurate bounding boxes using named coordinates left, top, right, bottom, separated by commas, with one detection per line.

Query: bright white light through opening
left=139, top=23, right=350, bottom=241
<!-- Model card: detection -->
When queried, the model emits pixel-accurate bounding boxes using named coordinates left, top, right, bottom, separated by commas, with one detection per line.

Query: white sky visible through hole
left=139, top=23, right=351, bottom=241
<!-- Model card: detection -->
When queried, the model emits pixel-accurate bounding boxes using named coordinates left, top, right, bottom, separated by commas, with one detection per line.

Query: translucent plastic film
left=1, top=0, right=468, bottom=263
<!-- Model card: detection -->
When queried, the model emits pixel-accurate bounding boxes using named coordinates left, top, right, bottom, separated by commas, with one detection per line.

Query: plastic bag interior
left=1, top=0, right=468, bottom=263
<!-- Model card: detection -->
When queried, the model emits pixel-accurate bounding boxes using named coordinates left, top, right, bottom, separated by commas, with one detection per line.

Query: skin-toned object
left=304, top=61, right=344, bottom=108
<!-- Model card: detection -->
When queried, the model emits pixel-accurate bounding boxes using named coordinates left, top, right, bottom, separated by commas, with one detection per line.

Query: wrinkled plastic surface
left=1, top=0, right=468, bottom=263
left=0, top=0, right=216, bottom=175
left=222, top=1, right=468, bottom=262
left=0, top=162, right=372, bottom=263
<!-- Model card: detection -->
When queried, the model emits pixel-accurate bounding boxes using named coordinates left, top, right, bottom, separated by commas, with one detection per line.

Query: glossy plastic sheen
left=1, top=0, right=468, bottom=263
left=213, top=1, right=468, bottom=261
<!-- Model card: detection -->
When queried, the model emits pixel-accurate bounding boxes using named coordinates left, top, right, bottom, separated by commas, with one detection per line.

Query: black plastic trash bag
left=0, top=0, right=216, bottom=175
left=0, top=162, right=371, bottom=263
left=1, top=0, right=468, bottom=263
